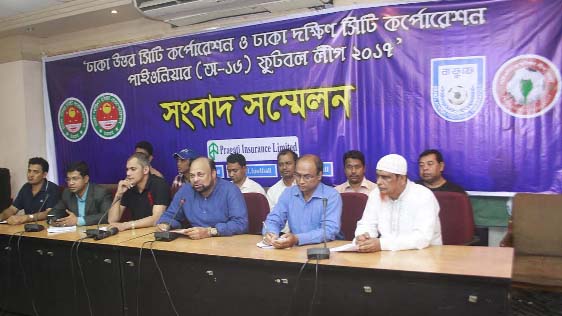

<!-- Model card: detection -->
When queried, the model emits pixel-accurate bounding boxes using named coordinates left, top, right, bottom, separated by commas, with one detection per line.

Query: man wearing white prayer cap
left=353, top=154, right=442, bottom=252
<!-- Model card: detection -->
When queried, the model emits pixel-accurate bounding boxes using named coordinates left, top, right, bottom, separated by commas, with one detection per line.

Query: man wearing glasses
left=262, top=154, right=342, bottom=249
left=50, top=161, right=112, bottom=227
left=354, top=154, right=442, bottom=252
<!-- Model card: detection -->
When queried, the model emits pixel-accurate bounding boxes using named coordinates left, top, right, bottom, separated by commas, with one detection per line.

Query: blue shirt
left=157, top=178, right=248, bottom=236
left=263, top=183, right=342, bottom=245
left=76, top=184, right=89, bottom=226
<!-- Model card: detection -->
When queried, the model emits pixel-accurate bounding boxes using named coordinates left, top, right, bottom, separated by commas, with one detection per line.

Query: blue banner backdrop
left=45, top=0, right=562, bottom=192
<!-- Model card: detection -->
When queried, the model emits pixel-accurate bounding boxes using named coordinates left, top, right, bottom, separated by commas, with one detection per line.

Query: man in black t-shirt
left=0, top=157, right=59, bottom=224
left=416, top=149, right=466, bottom=194
left=108, top=153, right=170, bottom=231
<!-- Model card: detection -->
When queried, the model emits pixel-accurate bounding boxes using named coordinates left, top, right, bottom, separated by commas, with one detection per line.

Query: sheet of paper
left=47, top=226, right=77, bottom=234
left=330, top=243, right=359, bottom=252
left=256, top=240, right=275, bottom=249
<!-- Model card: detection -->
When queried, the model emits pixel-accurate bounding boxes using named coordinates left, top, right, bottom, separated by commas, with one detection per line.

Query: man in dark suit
left=51, top=161, right=112, bottom=227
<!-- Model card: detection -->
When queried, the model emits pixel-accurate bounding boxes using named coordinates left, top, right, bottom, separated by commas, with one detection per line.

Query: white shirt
left=266, top=178, right=295, bottom=233
left=237, top=177, right=272, bottom=209
left=334, top=177, right=377, bottom=195
left=355, top=180, right=442, bottom=251
left=266, top=178, right=296, bottom=209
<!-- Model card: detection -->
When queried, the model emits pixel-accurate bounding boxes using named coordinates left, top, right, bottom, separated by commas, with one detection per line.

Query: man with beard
left=334, top=150, right=376, bottom=195
left=108, top=153, right=170, bottom=231
left=50, top=161, right=112, bottom=227
left=0, top=157, right=59, bottom=224
left=156, top=157, right=248, bottom=239
left=354, top=154, right=442, bottom=252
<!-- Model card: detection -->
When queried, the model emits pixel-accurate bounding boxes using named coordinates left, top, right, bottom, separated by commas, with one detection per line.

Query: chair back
left=340, top=192, right=369, bottom=241
left=434, top=191, right=475, bottom=245
left=243, top=193, right=270, bottom=235
left=0, top=168, right=11, bottom=210
left=512, top=193, right=562, bottom=256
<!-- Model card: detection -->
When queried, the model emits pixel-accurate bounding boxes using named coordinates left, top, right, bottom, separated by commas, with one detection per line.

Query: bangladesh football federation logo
left=431, top=56, right=486, bottom=122
left=58, top=98, right=88, bottom=142
left=493, top=54, right=561, bottom=118
left=90, top=93, right=126, bottom=139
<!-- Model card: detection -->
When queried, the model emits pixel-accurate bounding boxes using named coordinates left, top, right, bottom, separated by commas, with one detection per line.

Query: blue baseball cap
left=173, top=148, right=199, bottom=160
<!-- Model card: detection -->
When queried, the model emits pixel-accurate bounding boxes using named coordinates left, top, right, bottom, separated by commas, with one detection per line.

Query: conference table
left=0, top=222, right=513, bottom=316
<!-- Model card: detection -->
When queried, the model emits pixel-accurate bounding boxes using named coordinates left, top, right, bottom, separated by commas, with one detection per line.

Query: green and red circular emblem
left=90, top=93, right=126, bottom=139
left=493, top=54, right=561, bottom=118
left=58, top=97, right=88, bottom=142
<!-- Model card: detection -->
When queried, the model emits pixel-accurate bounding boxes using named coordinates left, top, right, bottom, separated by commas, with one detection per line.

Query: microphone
left=307, top=197, right=330, bottom=260
left=86, top=196, right=122, bottom=239
left=24, top=194, right=50, bottom=232
left=94, top=226, right=119, bottom=240
left=154, top=198, right=186, bottom=242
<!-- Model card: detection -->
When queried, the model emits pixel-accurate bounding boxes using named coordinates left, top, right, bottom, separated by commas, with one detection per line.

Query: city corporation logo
left=90, top=93, right=126, bottom=139
left=208, top=142, right=219, bottom=160
left=58, top=98, right=88, bottom=142
left=430, top=56, right=486, bottom=122
left=493, top=54, right=561, bottom=118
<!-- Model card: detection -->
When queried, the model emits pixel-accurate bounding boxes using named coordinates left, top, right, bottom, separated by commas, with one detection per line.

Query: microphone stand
left=307, top=198, right=330, bottom=260
left=24, top=194, right=50, bottom=232
left=154, top=199, right=186, bottom=242
left=86, top=196, right=122, bottom=239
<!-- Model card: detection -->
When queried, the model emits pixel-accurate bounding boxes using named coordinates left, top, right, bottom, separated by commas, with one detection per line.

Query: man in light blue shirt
left=263, top=154, right=342, bottom=248
left=51, top=161, right=112, bottom=226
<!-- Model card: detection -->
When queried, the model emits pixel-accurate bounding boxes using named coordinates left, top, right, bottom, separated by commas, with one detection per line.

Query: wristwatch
left=208, top=227, right=218, bottom=237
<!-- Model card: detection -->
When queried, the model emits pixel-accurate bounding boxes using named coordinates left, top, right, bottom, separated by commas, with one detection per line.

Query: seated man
left=108, top=153, right=171, bottom=231
left=157, top=157, right=248, bottom=238
left=171, top=147, right=199, bottom=196
left=267, top=149, right=298, bottom=208
left=0, top=157, right=59, bottom=224
left=416, top=149, right=465, bottom=193
left=262, top=154, right=342, bottom=249
left=135, top=140, right=164, bottom=179
left=50, top=161, right=112, bottom=227
left=334, top=150, right=376, bottom=195
left=227, top=153, right=271, bottom=207
left=355, top=154, right=442, bottom=252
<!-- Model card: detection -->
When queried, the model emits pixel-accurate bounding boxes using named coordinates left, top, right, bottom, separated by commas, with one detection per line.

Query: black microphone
left=86, top=196, right=122, bottom=239
left=24, top=194, right=50, bottom=232
left=94, top=226, right=119, bottom=240
left=154, top=198, right=186, bottom=242
left=307, top=197, right=330, bottom=260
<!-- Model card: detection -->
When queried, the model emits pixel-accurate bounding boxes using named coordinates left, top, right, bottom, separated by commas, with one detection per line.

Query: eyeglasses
left=65, top=176, right=83, bottom=183
left=294, top=173, right=318, bottom=181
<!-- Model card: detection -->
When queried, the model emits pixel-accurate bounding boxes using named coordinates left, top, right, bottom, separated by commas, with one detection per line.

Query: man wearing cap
left=171, top=148, right=199, bottom=196
left=354, top=154, right=442, bottom=252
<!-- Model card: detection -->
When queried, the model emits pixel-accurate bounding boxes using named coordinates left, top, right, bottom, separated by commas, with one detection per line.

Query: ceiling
left=0, top=0, right=145, bottom=38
